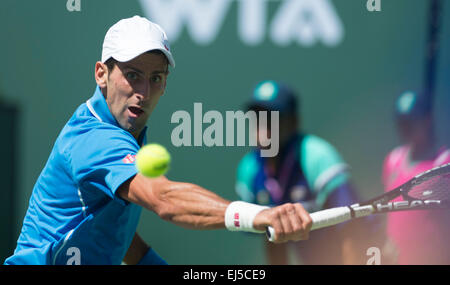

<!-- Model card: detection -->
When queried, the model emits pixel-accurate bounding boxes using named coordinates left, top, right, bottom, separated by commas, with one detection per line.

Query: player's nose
left=134, top=82, right=151, bottom=101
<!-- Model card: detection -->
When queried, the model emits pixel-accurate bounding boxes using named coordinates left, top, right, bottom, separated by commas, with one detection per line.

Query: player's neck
left=409, top=140, right=437, bottom=162
left=265, top=137, right=294, bottom=171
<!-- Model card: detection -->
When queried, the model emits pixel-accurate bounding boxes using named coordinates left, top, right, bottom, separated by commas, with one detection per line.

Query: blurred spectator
left=381, top=90, right=450, bottom=264
left=235, top=80, right=368, bottom=264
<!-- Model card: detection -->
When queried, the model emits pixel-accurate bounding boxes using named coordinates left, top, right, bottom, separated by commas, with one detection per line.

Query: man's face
left=99, top=52, right=169, bottom=138
left=255, top=112, right=297, bottom=151
left=397, top=116, right=431, bottom=145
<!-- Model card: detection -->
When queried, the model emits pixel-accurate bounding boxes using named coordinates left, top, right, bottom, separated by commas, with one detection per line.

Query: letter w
left=139, top=0, right=232, bottom=45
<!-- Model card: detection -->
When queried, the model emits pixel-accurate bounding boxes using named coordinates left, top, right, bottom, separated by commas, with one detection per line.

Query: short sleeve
left=301, top=135, right=350, bottom=208
left=235, top=152, right=259, bottom=203
left=68, top=125, right=140, bottom=204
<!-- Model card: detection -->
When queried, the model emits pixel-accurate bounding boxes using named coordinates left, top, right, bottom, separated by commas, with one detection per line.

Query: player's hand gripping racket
left=266, top=162, right=450, bottom=242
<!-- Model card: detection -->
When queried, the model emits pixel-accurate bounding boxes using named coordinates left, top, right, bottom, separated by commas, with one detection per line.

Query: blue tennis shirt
left=5, top=86, right=146, bottom=265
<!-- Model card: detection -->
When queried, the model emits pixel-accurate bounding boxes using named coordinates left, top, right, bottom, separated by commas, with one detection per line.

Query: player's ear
left=95, top=61, right=108, bottom=88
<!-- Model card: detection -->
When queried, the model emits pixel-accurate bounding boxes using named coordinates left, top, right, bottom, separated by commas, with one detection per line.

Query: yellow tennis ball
left=135, top=144, right=171, bottom=177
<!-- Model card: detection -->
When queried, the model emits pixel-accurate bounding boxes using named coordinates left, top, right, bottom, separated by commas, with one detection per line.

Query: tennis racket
left=266, top=162, right=450, bottom=242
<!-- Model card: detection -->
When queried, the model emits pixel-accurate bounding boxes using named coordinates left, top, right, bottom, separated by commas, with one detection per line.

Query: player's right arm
left=117, top=173, right=312, bottom=243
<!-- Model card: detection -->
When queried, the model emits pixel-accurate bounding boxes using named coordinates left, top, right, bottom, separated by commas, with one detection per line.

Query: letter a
left=367, top=0, right=381, bottom=12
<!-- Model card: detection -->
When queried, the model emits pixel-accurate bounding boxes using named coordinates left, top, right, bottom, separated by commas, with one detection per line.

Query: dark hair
left=104, top=50, right=169, bottom=73
left=104, top=57, right=118, bottom=73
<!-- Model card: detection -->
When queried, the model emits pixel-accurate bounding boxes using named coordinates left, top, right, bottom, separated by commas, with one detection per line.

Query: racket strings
left=406, top=172, right=450, bottom=201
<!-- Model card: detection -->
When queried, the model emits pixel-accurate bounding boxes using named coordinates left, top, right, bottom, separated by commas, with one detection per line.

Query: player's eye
left=150, top=75, right=162, bottom=83
left=126, top=72, right=139, bottom=81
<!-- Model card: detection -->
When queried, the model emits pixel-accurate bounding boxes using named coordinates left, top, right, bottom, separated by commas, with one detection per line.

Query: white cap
left=101, top=16, right=175, bottom=67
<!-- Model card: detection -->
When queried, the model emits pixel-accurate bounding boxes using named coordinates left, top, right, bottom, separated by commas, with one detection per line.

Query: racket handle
left=266, top=206, right=352, bottom=242
left=309, top=206, right=352, bottom=230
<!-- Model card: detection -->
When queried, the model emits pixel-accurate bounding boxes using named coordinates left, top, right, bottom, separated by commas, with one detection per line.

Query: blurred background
left=1, top=0, right=450, bottom=264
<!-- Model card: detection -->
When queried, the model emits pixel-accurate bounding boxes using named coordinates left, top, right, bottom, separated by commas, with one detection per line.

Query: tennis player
left=4, top=16, right=312, bottom=265
left=382, top=91, right=450, bottom=264
left=235, top=81, right=367, bottom=264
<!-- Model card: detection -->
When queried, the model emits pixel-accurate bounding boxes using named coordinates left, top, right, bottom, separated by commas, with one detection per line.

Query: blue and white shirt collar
left=86, top=85, right=118, bottom=126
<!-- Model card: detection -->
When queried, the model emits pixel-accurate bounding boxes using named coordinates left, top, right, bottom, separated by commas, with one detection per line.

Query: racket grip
left=309, top=206, right=352, bottom=230
left=266, top=207, right=352, bottom=242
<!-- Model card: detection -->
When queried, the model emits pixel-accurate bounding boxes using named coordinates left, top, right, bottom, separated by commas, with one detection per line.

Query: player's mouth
left=128, top=106, right=144, bottom=118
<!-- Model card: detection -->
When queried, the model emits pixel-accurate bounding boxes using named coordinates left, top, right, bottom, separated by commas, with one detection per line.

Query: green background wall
left=1, top=0, right=450, bottom=264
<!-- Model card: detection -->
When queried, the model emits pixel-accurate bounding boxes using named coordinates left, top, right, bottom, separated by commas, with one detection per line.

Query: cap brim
left=156, top=47, right=176, bottom=68
left=103, top=44, right=175, bottom=67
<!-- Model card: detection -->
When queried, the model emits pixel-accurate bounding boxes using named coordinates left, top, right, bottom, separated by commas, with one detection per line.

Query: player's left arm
left=123, top=232, right=168, bottom=265
left=123, top=233, right=149, bottom=265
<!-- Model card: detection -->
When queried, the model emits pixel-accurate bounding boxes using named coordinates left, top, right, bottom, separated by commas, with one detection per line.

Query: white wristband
left=225, top=201, right=269, bottom=233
